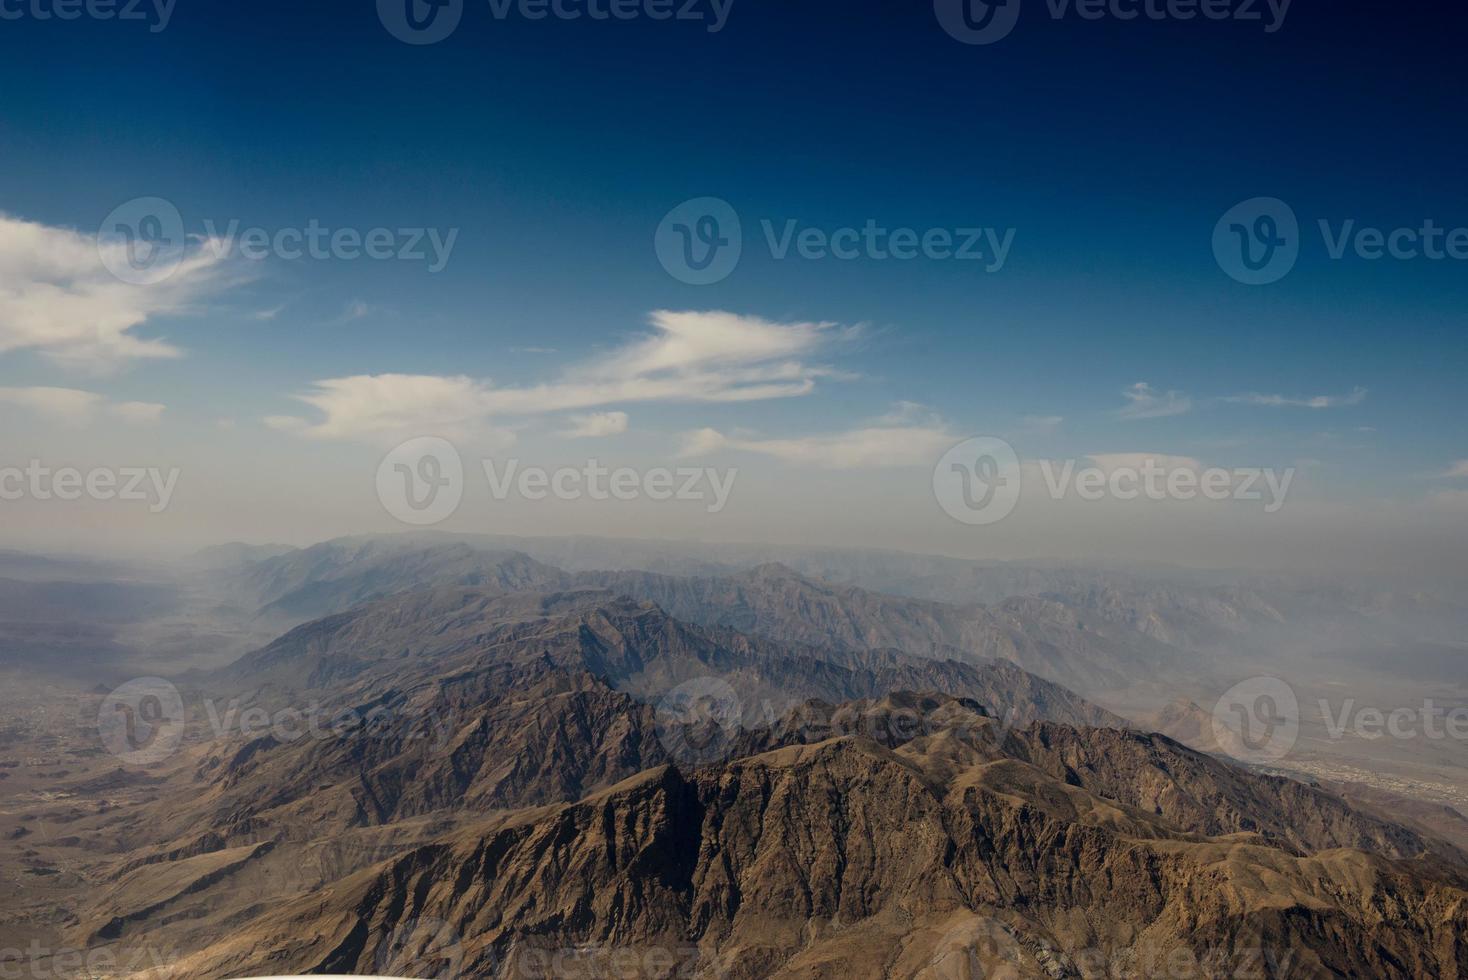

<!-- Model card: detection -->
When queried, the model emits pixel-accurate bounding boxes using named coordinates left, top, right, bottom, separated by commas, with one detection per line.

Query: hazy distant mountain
left=575, top=563, right=1182, bottom=693
left=204, top=534, right=1468, bottom=708
left=212, top=586, right=1127, bottom=731
left=208, top=537, right=1190, bottom=696
left=189, top=541, right=298, bottom=570
left=222, top=536, right=569, bottom=622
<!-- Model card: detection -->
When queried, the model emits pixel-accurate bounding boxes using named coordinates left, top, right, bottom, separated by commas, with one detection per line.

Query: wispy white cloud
left=1443, top=460, right=1468, bottom=479
left=332, top=300, right=374, bottom=324
left=870, top=400, right=934, bottom=426
left=1224, top=387, right=1367, bottom=409
left=0, top=386, right=164, bottom=426
left=1020, top=414, right=1064, bottom=433
left=560, top=411, right=629, bottom=438
left=1117, top=382, right=1192, bottom=421
left=681, top=416, right=959, bottom=470
left=270, top=310, right=851, bottom=445
left=1082, top=452, right=1204, bottom=474
left=0, top=213, right=235, bottom=374
left=108, top=400, right=167, bottom=424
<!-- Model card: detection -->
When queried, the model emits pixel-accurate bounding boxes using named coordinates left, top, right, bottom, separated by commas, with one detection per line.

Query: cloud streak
left=0, top=213, right=234, bottom=373
left=681, top=414, right=959, bottom=470
left=270, top=310, right=851, bottom=444
left=1224, top=387, right=1368, bottom=409
left=560, top=411, right=629, bottom=438
left=1117, top=382, right=1192, bottom=421
left=0, top=386, right=165, bottom=426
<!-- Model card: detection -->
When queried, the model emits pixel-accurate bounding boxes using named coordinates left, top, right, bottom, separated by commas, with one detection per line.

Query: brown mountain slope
left=165, top=718, right=1468, bottom=979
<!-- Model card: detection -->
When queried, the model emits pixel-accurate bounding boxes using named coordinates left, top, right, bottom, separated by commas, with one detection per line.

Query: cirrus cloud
left=0, top=213, right=235, bottom=374
left=1224, top=387, right=1368, bottom=409
left=0, top=386, right=165, bottom=426
left=268, top=310, right=853, bottom=445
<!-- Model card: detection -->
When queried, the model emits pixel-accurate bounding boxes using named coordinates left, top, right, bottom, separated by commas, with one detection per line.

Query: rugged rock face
left=1003, top=722, right=1457, bottom=862
left=194, top=671, right=669, bottom=830
left=166, top=706, right=1468, bottom=979
left=55, top=576, right=1468, bottom=979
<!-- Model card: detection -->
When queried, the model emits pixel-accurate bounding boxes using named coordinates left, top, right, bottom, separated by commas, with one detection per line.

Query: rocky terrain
left=153, top=695, right=1468, bottom=979
left=4, top=536, right=1467, bottom=978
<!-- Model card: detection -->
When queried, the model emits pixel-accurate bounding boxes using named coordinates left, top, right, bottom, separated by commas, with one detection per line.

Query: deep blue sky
left=0, top=0, right=1464, bottom=558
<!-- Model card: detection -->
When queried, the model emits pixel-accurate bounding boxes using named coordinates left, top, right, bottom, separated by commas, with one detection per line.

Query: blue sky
left=0, top=0, right=1464, bottom=567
